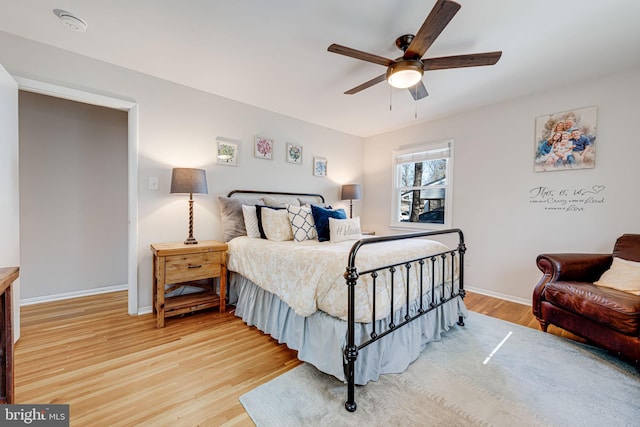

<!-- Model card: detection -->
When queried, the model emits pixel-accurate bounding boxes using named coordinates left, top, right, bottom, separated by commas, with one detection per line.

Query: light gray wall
left=0, top=31, right=364, bottom=310
left=363, top=67, right=640, bottom=303
left=18, top=91, right=128, bottom=299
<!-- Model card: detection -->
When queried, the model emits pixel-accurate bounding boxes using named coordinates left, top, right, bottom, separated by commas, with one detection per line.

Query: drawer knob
left=188, top=264, right=202, bottom=269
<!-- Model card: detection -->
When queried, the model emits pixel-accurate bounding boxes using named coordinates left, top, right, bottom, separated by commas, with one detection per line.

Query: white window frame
left=390, top=139, right=454, bottom=230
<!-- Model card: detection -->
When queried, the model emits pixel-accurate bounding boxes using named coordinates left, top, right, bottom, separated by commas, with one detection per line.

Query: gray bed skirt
left=230, top=272, right=468, bottom=385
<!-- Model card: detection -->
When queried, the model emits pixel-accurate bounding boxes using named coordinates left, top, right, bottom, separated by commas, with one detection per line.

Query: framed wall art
left=313, top=157, right=327, bottom=177
left=286, top=143, right=303, bottom=164
left=534, top=106, right=597, bottom=172
left=254, top=136, right=273, bottom=160
left=216, top=139, right=238, bottom=166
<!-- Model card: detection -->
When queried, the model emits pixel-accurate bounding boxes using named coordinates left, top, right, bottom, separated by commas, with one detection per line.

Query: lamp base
left=184, top=196, right=198, bottom=245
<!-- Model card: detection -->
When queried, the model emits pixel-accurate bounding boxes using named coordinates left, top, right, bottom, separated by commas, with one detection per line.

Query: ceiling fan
left=327, top=0, right=502, bottom=100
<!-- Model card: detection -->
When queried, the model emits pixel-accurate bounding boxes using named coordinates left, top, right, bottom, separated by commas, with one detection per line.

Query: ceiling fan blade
left=422, top=51, right=502, bottom=70
left=328, top=44, right=394, bottom=67
left=404, top=0, right=461, bottom=59
left=344, top=74, right=387, bottom=95
left=409, top=81, right=429, bottom=100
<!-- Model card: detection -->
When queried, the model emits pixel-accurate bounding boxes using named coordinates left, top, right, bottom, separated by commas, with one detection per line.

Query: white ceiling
left=1, top=0, right=639, bottom=137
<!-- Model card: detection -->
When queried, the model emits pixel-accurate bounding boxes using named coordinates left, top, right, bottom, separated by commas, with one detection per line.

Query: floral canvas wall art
left=254, top=136, right=273, bottom=160
left=286, top=143, right=303, bottom=164
left=313, top=157, right=327, bottom=177
left=216, top=140, right=238, bottom=166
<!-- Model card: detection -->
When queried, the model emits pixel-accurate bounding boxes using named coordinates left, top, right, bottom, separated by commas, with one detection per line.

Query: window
left=391, top=140, right=453, bottom=229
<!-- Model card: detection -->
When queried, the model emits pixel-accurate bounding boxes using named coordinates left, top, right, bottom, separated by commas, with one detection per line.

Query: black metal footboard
left=343, top=229, right=466, bottom=412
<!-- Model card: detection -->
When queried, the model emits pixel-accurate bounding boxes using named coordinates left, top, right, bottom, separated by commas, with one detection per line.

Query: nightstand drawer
left=164, top=252, right=221, bottom=283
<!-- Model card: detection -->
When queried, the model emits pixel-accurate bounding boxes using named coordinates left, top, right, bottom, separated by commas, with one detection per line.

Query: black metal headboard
left=227, top=189, right=325, bottom=203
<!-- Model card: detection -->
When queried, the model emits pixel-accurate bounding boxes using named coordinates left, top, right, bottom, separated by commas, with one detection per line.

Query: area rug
left=240, top=311, right=639, bottom=426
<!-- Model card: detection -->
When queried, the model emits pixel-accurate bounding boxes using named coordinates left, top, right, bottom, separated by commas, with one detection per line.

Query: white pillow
left=242, top=205, right=261, bottom=238
left=287, top=205, right=317, bottom=242
left=594, top=257, right=640, bottom=295
left=261, top=208, right=293, bottom=241
left=329, top=217, right=362, bottom=243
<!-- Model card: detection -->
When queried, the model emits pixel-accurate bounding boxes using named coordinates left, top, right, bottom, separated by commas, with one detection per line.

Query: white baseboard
left=138, top=306, right=153, bottom=315
left=465, top=285, right=531, bottom=306
left=20, top=284, right=128, bottom=306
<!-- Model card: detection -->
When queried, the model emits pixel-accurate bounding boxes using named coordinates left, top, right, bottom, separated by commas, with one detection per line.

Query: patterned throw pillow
left=260, top=207, right=293, bottom=241
left=241, top=205, right=261, bottom=238
left=329, top=217, right=362, bottom=243
left=287, top=205, right=317, bottom=242
left=255, top=205, right=285, bottom=239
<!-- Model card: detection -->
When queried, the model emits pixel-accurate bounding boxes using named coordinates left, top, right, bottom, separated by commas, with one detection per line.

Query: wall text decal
left=529, top=185, right=606, bottom=212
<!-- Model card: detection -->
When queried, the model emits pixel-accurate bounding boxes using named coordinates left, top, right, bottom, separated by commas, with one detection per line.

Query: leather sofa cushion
left=544, top=281, right=640, bottom=336
left=613, top=233, right=640, bottom=262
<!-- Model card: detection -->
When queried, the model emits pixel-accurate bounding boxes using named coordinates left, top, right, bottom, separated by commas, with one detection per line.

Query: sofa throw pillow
left=329, top=217, right=362, bottom=243
left=287, top=205, right=317, bottom=242
left=241, top=205, right=261, bottom=238
left=260, top=207, right=293, bottom=241
left=310, top=205, right=347, bottom=242
left=217, top=196, right=263, bottom=242
left=255, top=205, right=286, bottom=239
left=594, top=257, right=640, bottom=295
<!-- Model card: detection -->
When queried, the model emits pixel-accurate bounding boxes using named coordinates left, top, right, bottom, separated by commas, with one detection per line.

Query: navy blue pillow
left=255, top=205, right=286, bottom=239
left=311, top=205, right=347, bottom=242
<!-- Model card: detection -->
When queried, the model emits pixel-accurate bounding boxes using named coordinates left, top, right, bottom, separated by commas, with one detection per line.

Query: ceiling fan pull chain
left=415, top=87, right=418, bottom=119
left=389, top=86, right=393, bottom=111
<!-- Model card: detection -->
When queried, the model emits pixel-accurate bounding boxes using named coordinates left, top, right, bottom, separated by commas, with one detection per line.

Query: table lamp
left=170, top=168, right=208, bottom=244
left=341, top=184, right=362, bottom=218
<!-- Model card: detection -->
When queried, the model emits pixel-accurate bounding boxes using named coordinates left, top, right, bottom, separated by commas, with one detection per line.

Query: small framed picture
left=286, top=143, right=303, bottom=164
left=313, top=157, right=327, bottom=177
left=216, top=140, right=238, bottom=166
left=254, top=136, right=273, bottom=160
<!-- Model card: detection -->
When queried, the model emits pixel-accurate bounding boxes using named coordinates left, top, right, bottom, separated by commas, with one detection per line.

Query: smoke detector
left=53, top=9, right=88, bottom=32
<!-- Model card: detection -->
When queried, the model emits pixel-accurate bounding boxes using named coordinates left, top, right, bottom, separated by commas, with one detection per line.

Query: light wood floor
left=15, top=291, right=581, bottom=426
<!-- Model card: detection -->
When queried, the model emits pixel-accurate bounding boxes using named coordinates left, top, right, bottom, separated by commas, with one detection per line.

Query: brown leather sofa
left=533, top=234, right=640, bottom=364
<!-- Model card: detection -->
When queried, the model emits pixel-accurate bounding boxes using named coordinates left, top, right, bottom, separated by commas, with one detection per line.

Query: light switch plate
left=149, top=176, right=159, bottom=191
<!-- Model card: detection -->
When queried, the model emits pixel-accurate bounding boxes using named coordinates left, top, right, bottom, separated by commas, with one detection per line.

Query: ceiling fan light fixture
left=386, top=60, right=423, bottom=89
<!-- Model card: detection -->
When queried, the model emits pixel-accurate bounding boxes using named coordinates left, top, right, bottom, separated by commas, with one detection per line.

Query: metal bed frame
left=343, top=229, right=466, bottom=411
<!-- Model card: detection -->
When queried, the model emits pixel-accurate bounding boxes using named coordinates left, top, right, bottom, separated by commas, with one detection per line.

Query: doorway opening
left=15, top=76, right=139, bottom=315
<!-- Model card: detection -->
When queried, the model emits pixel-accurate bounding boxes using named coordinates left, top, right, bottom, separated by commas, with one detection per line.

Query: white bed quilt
left=227, top=236, right=457, bottom=323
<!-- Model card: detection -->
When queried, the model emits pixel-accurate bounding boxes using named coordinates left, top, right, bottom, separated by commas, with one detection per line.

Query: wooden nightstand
left=151, top=240, right=227, bottom=328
